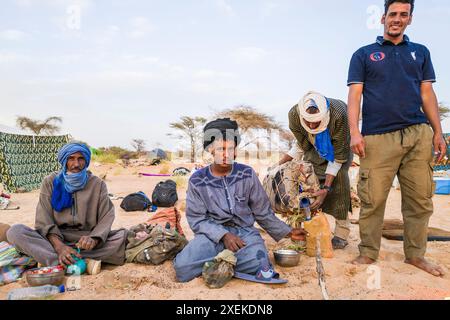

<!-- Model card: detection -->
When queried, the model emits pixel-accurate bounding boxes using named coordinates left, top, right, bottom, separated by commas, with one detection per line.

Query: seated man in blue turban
left=174, top=118, right=306, bottom=283
left=7, top=142, right=127, bottom=267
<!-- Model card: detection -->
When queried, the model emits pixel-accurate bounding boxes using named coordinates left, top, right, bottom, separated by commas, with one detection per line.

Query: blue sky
left=1, top=0, right=449, bottom=150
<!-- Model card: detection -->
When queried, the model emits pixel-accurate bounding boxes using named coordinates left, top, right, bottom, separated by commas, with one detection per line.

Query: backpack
left=120, top=192, right=152, bottom=212
left=152, top=180, right=178, bottom=207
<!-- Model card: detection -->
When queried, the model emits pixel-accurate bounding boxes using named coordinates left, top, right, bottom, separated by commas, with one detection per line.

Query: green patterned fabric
left=0, top=133, right=69, bottom=192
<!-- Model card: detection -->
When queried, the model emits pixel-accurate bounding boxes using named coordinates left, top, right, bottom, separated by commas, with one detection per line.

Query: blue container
left=434, top=178, right=450, bottom=195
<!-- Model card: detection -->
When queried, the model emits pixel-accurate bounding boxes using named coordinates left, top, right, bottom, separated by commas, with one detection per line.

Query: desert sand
left=1, top=160, right=449, bottom=300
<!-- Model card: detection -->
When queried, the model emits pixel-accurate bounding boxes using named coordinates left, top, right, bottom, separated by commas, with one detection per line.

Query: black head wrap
left=203, top=118, right=241, bottom=150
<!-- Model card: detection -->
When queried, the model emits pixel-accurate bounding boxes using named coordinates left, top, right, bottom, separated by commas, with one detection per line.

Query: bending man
left=288, top=91, right=353, bottom=249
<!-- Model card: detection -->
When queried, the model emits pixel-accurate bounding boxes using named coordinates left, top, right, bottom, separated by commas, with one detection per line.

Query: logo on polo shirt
left=411, top=51, right=417, bottom=61
left=370, top=52, right=386, bottom=62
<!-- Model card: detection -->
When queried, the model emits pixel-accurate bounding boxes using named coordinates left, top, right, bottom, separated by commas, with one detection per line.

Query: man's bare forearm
left=348, top=87, right=362, bottom=134
left=421, top=84, right=443, bottom=136
left=47, top=234, right=65, bottom=251
left=324, top=174, right=336, bottom=188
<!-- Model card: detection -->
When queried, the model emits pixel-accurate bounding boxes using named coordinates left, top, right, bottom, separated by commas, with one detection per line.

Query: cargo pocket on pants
left=358, top=169, right=372, bottom=206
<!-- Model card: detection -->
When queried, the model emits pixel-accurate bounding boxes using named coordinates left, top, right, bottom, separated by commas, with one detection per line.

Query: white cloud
left=216, top=0, right=235, bottom=17
left=13, top=0, right=33, bottom=6
left=0, top=52, right=31, bottom=64
left=129, top=17, right=155, bottom=39
left=92, top=25, right=121, bottom=45
left=193, top=69, right=235, bottom=79
left=260, top=1, right=280, bottom=19
left=0, top=29, right=26, bottom=41
left=232, top=47, right=269, bottom=64
left=46, top=1, right=95, bottom=35
left=122, top=55, right=160, bottom=65
left=190, top=82, right=235, bottom=96
left=14, top=0, right=93, bottom=10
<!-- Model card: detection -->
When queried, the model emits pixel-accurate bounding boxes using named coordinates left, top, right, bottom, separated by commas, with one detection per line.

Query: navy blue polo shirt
left=347, top=35, right=436, bottom=136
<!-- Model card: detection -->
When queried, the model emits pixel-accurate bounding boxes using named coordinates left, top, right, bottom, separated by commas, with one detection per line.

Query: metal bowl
left=25, top=268, right=65, bottom=287
left=273, top=250, right=300, bottom=268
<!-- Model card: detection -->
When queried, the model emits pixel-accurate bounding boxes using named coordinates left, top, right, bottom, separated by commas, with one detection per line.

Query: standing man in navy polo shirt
left=347, top=0, right=446, bottom=277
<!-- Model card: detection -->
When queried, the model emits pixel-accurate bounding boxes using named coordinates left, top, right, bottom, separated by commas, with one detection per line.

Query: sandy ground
left=1, top=161, right=449, bottom=300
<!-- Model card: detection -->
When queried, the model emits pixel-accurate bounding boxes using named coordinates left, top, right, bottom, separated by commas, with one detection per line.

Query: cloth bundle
left=0, top=242, right=36, bottom=286
left=263, top=160, right=320, bottom=216
left=202, top=250, right=237, bottom=289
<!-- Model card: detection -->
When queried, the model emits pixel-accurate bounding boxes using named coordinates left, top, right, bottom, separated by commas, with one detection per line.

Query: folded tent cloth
left=0, top=241, right=18, bottom=262
left=51, top=142, right=92, bottom=212
left=0, top=241, right=36, bottom=286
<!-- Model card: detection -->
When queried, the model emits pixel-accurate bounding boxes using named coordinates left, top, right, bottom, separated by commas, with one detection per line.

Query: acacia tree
left=279, top=128, right=296, bottom=151
left=131, top=139, right=146, bottom=155
left=216, top=106, right=281, bottom=159
left=168, top=116, right=207, bottom=163
left=16, top=116, right=62, bottom=135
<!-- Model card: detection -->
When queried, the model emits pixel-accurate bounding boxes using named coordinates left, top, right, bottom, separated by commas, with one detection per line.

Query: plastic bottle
left=300, top=198, right=312, bottom=221
left=66, top=248, right=87, bottom=275
left=66, top=257, right=87, bottom=275
left=7, top=285, right=65, bottom=300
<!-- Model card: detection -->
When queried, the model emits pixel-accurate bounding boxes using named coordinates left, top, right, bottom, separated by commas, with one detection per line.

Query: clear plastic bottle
left=7, top=285, right=65, bottom=300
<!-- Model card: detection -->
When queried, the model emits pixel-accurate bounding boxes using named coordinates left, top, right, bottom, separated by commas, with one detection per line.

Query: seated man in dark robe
left=7, top=142, right=127, bottom=267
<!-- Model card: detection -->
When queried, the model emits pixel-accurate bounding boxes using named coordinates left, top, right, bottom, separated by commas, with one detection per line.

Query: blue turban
left=51, top=142, right=92, bottom=212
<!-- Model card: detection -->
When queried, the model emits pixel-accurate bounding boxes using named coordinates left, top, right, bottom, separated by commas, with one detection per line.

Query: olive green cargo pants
left=357, top=124, right=435, bottom=260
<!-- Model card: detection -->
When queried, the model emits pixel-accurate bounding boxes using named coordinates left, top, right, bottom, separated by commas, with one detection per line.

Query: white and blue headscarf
left=298, top=91, right=335, bottom=163
left=51, top=142, right=91, bottom=212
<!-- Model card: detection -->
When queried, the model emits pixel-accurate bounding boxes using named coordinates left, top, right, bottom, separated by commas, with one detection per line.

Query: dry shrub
left=159, top=162, right=171, bottom=174
left=92, top=153, right=119, bottom=164
left=173, top=176, right=188, bottom=189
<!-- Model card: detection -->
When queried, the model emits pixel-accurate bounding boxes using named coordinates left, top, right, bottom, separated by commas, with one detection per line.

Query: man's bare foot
left=352, top=256, right=376, bottom=265
left=405, top=257, right=446, bottom=277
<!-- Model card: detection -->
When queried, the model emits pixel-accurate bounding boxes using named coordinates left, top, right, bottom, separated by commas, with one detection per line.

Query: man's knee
left=236, top=242, right=270, bottom=275
left=173, top=251, right=198, bottom=283
left=173, top=235, right=217, bottom=283
left=6, top=224, right=28, bottom=245
left=173, top=240, right=200, bottom=273
left=173, top=248, right=189, bottom=271
left=0, top=223, right=11, bottom=242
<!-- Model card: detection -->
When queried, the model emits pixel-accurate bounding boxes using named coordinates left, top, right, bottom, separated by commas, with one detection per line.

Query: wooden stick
left=316, top=234, right=330, bottom=300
